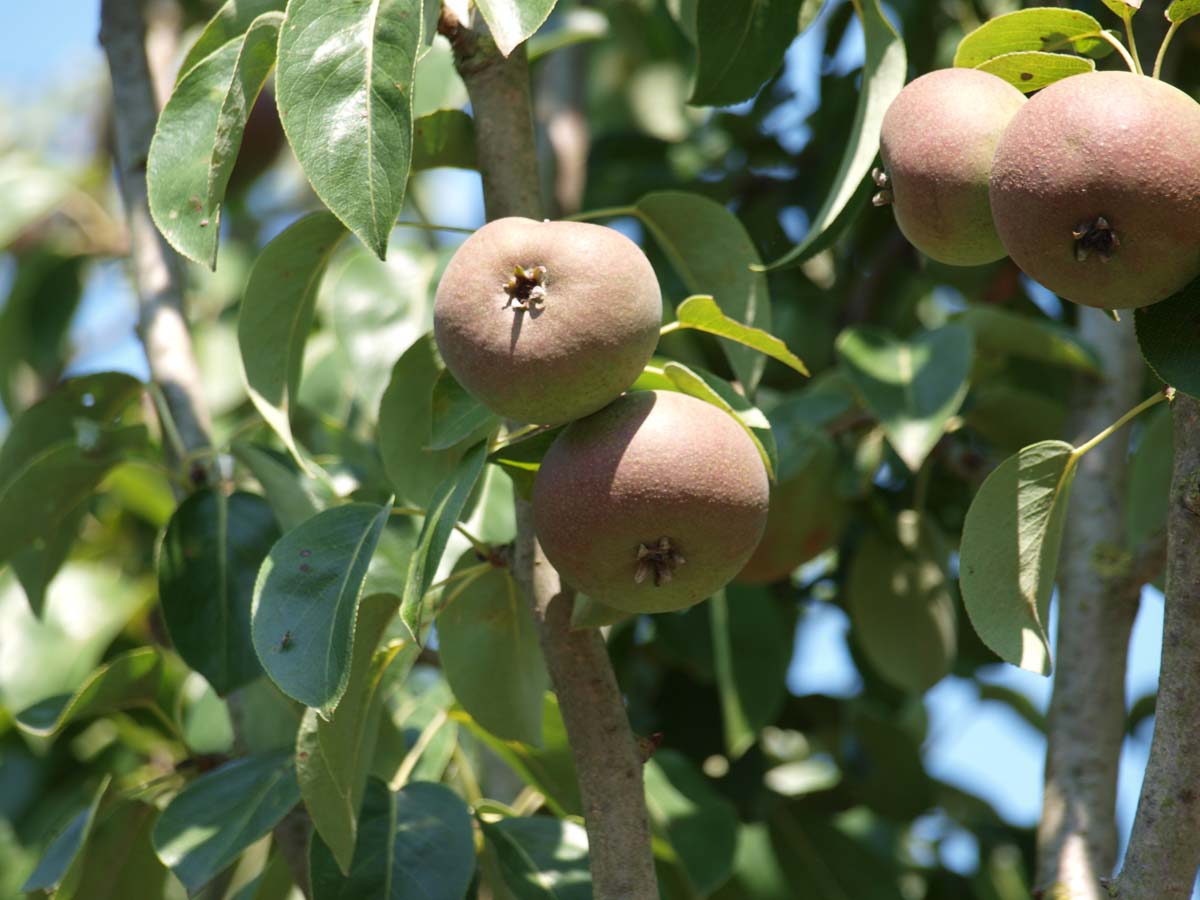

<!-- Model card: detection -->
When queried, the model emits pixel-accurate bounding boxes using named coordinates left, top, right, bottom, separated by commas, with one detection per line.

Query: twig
left=441, top=9, right=658, bottom=898
left=1114, top=393, right=1200, bottom=898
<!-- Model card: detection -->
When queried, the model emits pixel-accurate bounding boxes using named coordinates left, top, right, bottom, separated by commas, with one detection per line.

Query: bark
left=1035, top=311, right=1144, bottom=898
left=1114, top=393, right=1200, bottom=899
left=441, top=10, right=658, bottom=898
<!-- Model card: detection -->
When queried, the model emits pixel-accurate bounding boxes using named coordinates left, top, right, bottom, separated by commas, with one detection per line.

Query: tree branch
left=1036, top=311, right=1144, bottom=898
left=441, top=10, right=658, bottom=898
left=1115, top=392, right=1200, bottom=899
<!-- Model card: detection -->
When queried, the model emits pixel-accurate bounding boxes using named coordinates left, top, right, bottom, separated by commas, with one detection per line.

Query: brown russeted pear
left=878, top=68, right=1026, bottom=266
left=433, top=218, right=663, bottom=425
left=532, top=390, right=770, bottom=614
left=989, top=71, right=1200, bottom=309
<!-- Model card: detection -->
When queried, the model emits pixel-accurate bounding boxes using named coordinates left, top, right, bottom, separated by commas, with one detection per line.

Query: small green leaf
left=960, top=440, right=1078, bottom=674
left=437, top=552, right=549, bottom=745
left=956, top=306, right=1101, bottom=375
left=974, top=50, right=1096, bottom=94
left=239, top=212, right=348, bottom=469
left=481, top=817, right=591, bottom=900
left=673, top=295, right=809, bottom=376
left=430, top=371, right=501, bottom=451
left=1101, top=0, right=1141, bottom=17
left=660, top=361, right=777, bottom=480
left=159, top=490, right=279, bottom=696
left=15, top=648, right=162, bottom=736
left=954, top=8, right=1110, bottom=67
left=570, top=595, right=631, bottom=629
left=1135, top=277, right=1200, bottom=399
left=276, top=0, right=422, bottom=258
left=635, top=191, right=771, bottom=393
left=21, top=777, right=110, bottom=895
left=761, top=0, right=905, bottom=270
left=148, top=12, right=281, bottom=267
left=645, top=750, right=738, bottom=894
left=689, top=0, right=801, bottom=107
left=399, top=442, right=489, bottom=639
left=309, top=779, right=476, bottom=900
left=177, top=0, right=286, bottom=81
left=526, top=8, right=609, bottom=61
left=835, top=324, right=974, bottom=472
left=1167, top=0, right=1200, bottom=23
left=411, top=109, right=477, bottom=171
left=152, top=752, right=300, bottom=892
left=847, top=515, right=956, bottom=693
left=252, top=503, right=391, bottom=714
left=297, top=595, right=412, bottom=874
left=474, top=0, right=559, bottom=56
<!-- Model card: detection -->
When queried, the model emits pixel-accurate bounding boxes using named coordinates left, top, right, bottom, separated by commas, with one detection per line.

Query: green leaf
left=453, top=694, right=582, bottom=816
left=178, top=0, right=287, bottom=81
left=309, top=779, right=476, bottom=900
left=475, top=0, right=559, bottom=57
left=956, top=306, right=1101, bottom=375
left=153, top=752, right=300, bottom=892
left=761, top=0, right=905, bottom=270
left=481, top=817, right=591, bottom=900
left=252, top=502, right=391, bottom=714
left=1167, top=0, right=1200, bottom=23
left=159, top=490, right=279, bottom=696
left=0, top=157, right=71, bottom=249
left=411, top=109, right=477, bottom=170
left=974, top=51, right=1096, bottom=94
left=635, top=191, right=770, bottom=393
left=0, top=425, right=150, bottom=569
left=399, top=442, right=489, bottom=639
left=710, top=585, right=791, bottom=759
left=10, top=503, right=85, bottom=616
left=689, top=0, right=801, bottom=106
left=835, top=324, right=974, bottom=472
left=660, top=361, right=778, bottom=480
left=298, top=595, right=411, bottom=874
left=960, top=440, right=1078, bottom=675
left=954, top=8, right=1111, bottom=67
left=430, top=371, right=501, bottom=451
left=239, top=212, right=347, bottom=469
left=21, top=778, right=110, bottom=895
left=570, top=595, right=631, bottom=629
left=15, top=648, right=162, bottom=736
left=1102, top=0, right=1141, bottom=18
left=147, top=12, right=282, bottom=267
left=275, top=0, right=422, bottom=258
left=645, top=750, right=738, bottom=894
left=847, top=515, right=956, bottom=693
left=673, top=295, right=809, bottom=376
left=232, top=442, right=331, bottom=531
left=1135, top=277, right=1200, bottom=399
left=526, top=8, right=610, bottom=61
left=1127, top=406, right=1173, bottom=551
left=437, top=552, right=549, bottom=745
left=70, top=800, right=169, bottom=900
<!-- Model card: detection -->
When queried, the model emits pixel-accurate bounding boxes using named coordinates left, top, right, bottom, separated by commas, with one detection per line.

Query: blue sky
left=0, top=0, right=1177, bottom=888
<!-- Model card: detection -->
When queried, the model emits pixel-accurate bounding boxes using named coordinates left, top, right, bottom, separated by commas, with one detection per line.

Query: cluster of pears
left=877, top=67, right=1200, bottom=309
left=434, top=218, right=770, bottom=614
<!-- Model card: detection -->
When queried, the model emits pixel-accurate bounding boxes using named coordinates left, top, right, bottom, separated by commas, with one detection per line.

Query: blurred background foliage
left=0, top=0, right=1193, bottom=897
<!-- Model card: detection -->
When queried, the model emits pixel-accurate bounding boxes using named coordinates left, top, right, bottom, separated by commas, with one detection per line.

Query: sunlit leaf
left=954, top=8, right=1110, bottom=67
left=974, top=50, right=1095, bottom=94
left=689, top=0, right=801, bottom=107
left=21, top=778, right=110, bottom=895
left=672, top=295, right=809, bottom=376
left=15, top=648, right=162, bottom=736
left=177, top=0, right=286, bottom=80
left=482, top=817, right=591, bottom=899
left=1167, top=0, right=1200, bottom=23
left=475, top=0, right=559, bottom=57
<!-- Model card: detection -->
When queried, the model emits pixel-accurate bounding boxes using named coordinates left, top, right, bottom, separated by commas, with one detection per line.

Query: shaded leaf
left=762, top=0, right=905, bottom=269
left=689, top=0, right=801, bottom=107
left=475, top=0, right=559, bottom=57
left=673, top=295, right=809, bottom=376
left=178, top=0, right=287, bottom=80
left=399, top=441, right=488, bottom=639
left=411, top=109, right=477, bottom=170
left=298, top=595, right=411, bottom=874
left=15, top=648, right=162, bottom=736
left=232, top=442, right=331, bottom=531
left=1135, top=277, right=1200, bottom=399
left=309, top=779, right=475, bottom=900
left=159, top=490, right=279, bottom=695
left=481, top=816, right=591, bottom=900
left=21, top=778, right=109, bottom=895
left=1101, top=0, right=1141, bottom=16
left=1127, top=406, right=1173, bottom=551
left=148, top=12, right=281, bottom=267
left=239, top=212, right=348, bottom=468
left=1167, top=0, right=1200, bottom=23
left=0, top=157, right=71, bottom=249
left=836, top=324, right=973, bottom=472
left=430, top=371, right=500, bottom=451
left=71, top=800, right=168, bottom=900
left=960, top=440, right=1078, bottom=674
left=153, top=752, right=300, bottom=892
left=954, top=8, right=1111, bottom=67
left=438, top=552, right=549, bottom=745
left=635, top=191, right=770, bottom=393
left=570, top=594, right=630, bottom=629
left=974, top=51, right=1095, bottom=94
left=252, top=503, right=391, bottom=714
left=956, top=306, right=1101, bottom=375
left=275, top=0, right=422, bottom=258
